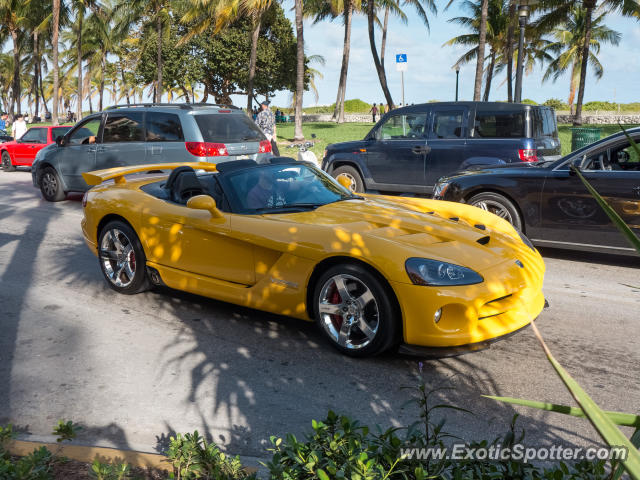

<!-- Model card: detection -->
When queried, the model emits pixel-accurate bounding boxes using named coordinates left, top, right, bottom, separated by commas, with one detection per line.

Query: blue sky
left=254, top=4, right=640, bottom=108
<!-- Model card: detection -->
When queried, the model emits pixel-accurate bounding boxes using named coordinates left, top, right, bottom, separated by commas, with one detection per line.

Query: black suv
left=322, top=101, right=561, bottom=194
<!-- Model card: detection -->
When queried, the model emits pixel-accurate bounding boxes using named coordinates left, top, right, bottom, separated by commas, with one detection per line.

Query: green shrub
left=89, top=459, right=131, bottom=480
left=543, top=98, right=568, bottom=110
left=522, top=98, right=538, bottom=105
left=584, top=101, right=619, bottom=111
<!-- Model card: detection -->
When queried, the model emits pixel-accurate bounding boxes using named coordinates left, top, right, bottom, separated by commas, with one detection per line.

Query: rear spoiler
left=82, top=162, right=218, bottom=186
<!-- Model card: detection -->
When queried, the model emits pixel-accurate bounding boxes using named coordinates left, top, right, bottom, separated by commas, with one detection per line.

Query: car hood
left=327, top=139, right=368, bottom=151
left=251, top=195, right=536, bottom=275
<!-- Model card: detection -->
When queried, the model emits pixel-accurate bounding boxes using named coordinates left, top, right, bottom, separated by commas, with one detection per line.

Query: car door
left=141, top=202, right=255, bottom=285
left=424, top=107, right=469, bottom=188
left=14, top=128, right=47, bottom=164
left=58, top=116, right=103, bottom=190
left=364, top=111, right=429, bottom=193
left=96, top=111, right=147, bottom=170
left=538, top=138, right=640, bottom=251
left=144, top=111, right=187, bottom=163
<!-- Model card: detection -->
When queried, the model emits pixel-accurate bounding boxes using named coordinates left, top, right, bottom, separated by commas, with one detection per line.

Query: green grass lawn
left=276, top=122, right=639, bottom=158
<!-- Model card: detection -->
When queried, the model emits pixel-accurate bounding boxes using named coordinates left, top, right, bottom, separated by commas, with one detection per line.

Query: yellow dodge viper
left=81, top=158, right=546, bottom=357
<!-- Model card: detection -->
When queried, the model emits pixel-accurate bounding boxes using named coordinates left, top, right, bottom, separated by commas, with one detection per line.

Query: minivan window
left=432, top=110, right=464, bottom=139
left=67, top=118, right=101, bottom=145
left=379, top=113, right=428, bottom=140
left=195, top=114, right=265, bottom=143
left=145, top=112, right=184, bottom=142
left=103, top=112, right=144, bottom=143
left=473, top=110, right=525, bottom=138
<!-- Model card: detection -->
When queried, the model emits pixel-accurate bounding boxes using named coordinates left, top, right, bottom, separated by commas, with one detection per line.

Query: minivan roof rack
left=104, top=103, right=241, bottom=111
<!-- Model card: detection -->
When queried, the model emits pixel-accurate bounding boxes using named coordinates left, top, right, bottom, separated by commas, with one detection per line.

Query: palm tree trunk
left=156, top=16, right=163, bottom=103
left=181, top=86, right=190, bottom=103
left=246, top=15, right=261, bottom=112
left=473, top=0, right=488, bottom=101
left=332, top=0, right=353, bottom=123
left=568, top=62, right=578, bottom=115
left=574, top=0, right=595, bottom=126
left=293, top=0, right=304, bottom=141
left=121, top=65, right=130, bottom=105
left=11, top=29, right=21, bottom=116
left=52, top=0, right=61, bottom=125
left=380, top=6, right=389, bottom=65
left=34, top=32, right=40, bottom=118
left=77, top=8, right=83, bottom=121
left=483, top=50, right=496, bottom=102
left=506, top=1, right=516, bottom=102
left=367, top=0, right=394, bottom=108
left=99, top=51, right=105, bottom=111
left=39, top=66, right=48, bottom=114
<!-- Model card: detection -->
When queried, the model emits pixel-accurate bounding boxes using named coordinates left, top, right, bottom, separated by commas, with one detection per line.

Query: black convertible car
left=433, top=128, right=640, bottom=255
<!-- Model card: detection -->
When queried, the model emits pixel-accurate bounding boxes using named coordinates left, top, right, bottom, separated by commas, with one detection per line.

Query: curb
left=7, top=439, right=259, bottom=474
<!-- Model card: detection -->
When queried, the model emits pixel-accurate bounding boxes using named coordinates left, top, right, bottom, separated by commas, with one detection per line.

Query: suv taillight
left=185, top=142, right=228, bottom=157
left=518, top=148, right=538, bottom=162
left=259, top=139, right=272, bottom=153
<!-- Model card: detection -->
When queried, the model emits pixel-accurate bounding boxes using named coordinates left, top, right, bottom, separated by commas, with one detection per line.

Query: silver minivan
left=32, top=103, right=273, bottom=201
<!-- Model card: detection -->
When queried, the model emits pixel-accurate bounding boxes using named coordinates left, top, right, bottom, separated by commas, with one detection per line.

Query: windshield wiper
left=253, top=203, right=324, bottom=214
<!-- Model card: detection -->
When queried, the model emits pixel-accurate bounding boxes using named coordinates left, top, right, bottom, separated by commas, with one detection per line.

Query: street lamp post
left=514, top=0, right=538, bottom=103
left=455, top=65, right=460, bottom=101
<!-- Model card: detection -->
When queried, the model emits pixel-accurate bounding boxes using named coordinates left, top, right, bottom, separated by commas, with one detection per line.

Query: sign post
left=395, top=54, right=407, bottom=106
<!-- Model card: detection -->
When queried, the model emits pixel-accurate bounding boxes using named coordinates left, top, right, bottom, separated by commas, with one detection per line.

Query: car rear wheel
left=313, top=264, right=399, bottom=357
left=2, top=151, right=15, bottom=172
left=468, top=192, right=522, bottom=231
left=98, top=220, right=150, bottom=295
left=332, top=165, right=364, bottom=193
left=39, top=166, right=66, bottom=202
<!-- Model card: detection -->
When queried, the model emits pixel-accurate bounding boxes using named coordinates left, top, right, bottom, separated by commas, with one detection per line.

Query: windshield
left=195, top=114, right=265, bottom=143
left=225, top=164, right=358, bottom=214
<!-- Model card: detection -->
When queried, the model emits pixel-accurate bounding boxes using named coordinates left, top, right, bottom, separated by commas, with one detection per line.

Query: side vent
left=476, top=236, right=490, bottom=245
left=475, top=224, right=486, bottom=230
left=449, top=217, right=459, bottom=222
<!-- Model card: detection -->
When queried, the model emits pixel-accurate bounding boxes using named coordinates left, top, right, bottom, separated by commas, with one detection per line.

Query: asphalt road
left=1, top=169, right=639, bottom=469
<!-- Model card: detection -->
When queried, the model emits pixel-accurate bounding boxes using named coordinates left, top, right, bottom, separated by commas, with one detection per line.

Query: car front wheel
left=39, top=166, right=66, bottom=202
left=98, top=220, right=150, bottom=295
left=313, top=263, right=399, bottom=357
left=332, top=165, right=364, bottom=193
left=2, top=151, right=15, bottom=172
left=468, top=192, right=523, bottom=231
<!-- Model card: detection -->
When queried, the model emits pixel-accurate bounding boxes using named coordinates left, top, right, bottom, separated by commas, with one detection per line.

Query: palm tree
left=0, top=0, right=28, bottom=116
left=542, top=7, right=620, bottom=114
left=52, top=0, right=61, bottom=124
left=294, top=0, right=304, bottom=140
left=445, top=0, right=509, bottom=101
left=536, top=0, right=639, bottom=124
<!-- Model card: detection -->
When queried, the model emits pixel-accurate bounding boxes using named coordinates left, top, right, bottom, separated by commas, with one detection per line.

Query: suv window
left=103, top=112, right=144, bottom=143
left=20, top=128, right=48, bottom=143
left=473, top=110, right=525, bottom=138
left=379, top=113, right=428, bottom=140
left=532, top=108, right=556, bottom=138
left=432, top=110, right=464, bottom=139
left=195, top=114, right=265, bottom=143
left=145, top=112, right=184, bottom=142
left=67, top=118, right=101, bottom=145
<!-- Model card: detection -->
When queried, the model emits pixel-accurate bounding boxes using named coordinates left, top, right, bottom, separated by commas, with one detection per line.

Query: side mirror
left=56, top=136, right=63, bottom=146
left=186, top=194, right=224, bottom=218
left=336, top=174, right=354, bottom=191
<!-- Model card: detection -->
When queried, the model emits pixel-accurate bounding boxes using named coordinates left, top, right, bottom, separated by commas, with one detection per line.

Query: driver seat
left=165, top=166, right=204, bottom=204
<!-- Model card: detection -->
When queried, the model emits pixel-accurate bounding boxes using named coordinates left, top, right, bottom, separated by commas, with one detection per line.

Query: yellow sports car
left=81, top=158, right=546, bottom=357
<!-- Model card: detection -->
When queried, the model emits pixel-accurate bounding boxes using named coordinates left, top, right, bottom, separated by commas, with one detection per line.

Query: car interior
left=578, top=141, right=640, bottom=171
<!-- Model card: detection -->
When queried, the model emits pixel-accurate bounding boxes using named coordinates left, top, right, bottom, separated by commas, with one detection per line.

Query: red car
left=1, top=125, right=72, bottom=171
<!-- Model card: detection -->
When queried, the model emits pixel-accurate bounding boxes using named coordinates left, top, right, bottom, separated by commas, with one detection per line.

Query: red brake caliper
left=329, top=283, right=343, bottom=331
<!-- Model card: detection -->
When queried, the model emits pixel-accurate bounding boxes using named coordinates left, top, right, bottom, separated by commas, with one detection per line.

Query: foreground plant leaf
left=526, top=321, right=640, bottom=479
left=483, top=396, right=640, bottom=428
left=569, top=165, right=640, bottom=254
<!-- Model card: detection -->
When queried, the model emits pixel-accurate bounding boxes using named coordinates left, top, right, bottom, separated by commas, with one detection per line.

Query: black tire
left=312, top=263, right=400, bottom=357
left=2, top=151, right=15, bottom=172
left=468, top=192, right=523, bottom=231
left=97, top=220, right=150, bottom=295
left=39, top=166, right=66, bottom=202
left=332, top=165, right=364, bottom=193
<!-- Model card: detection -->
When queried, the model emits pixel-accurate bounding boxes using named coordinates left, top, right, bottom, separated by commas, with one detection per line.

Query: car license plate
left=236, top=154, right=250, bottom=160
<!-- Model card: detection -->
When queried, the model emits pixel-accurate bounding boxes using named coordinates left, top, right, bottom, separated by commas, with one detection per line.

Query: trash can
left=570, top=127, right=601, bottom=151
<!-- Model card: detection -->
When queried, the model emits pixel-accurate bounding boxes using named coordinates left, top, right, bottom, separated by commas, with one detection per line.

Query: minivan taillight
left=518, top=148, right=538, bottom=162
left=259, top=139, right=272, bottom=153
left=185, top=142, right=228, bottom=157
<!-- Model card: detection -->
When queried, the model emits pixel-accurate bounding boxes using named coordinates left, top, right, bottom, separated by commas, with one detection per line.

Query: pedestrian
left=0, top=113, right=7, bottom=131
left=255, top=100, right=279, bottom=156
left=369, top=102, right=378, bottom=123
left=12, top=114, right=27, bottom=140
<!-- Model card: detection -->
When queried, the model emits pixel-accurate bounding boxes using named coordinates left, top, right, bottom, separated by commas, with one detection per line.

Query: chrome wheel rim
left=337, top=173, right=357, bottom=191
left=472, top=199, right=514, bottom=224
left=41, top=172, right=58, bottom=197
left=100, top=228, right=136, bottom=288
left=318, top=274, right=379, bottom=350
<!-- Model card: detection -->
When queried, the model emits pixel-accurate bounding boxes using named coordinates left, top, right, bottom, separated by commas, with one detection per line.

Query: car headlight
left=405, top=258, right=483, bottom=286
left=432, top=181, right=450, bottom=198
